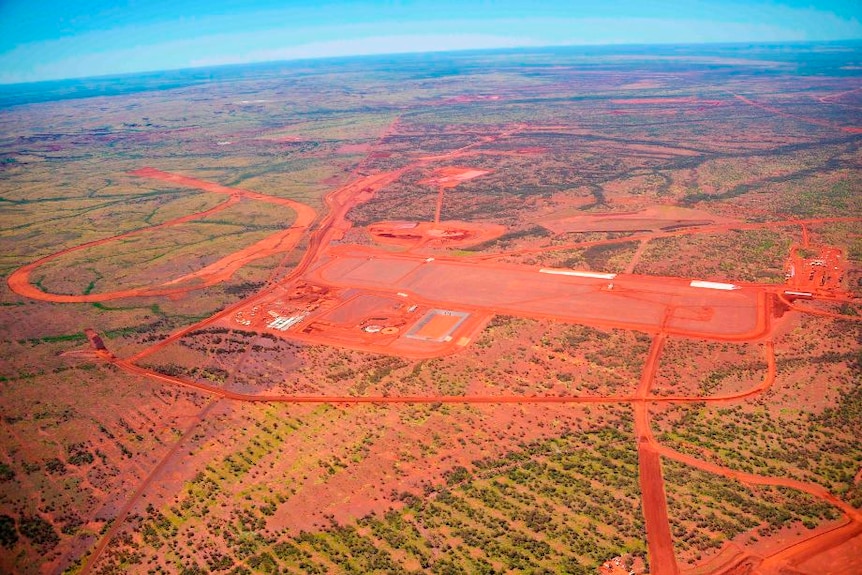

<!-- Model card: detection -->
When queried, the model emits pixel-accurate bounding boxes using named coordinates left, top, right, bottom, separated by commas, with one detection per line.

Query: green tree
left=0, top=515, right=18, bottom=548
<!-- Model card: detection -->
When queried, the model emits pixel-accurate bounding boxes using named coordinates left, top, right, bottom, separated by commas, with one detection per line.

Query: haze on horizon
left=0, top=0, right=860, bottom=84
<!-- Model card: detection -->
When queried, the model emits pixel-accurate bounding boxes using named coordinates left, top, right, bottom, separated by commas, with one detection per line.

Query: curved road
left=9, top=124, right=861, bottom=575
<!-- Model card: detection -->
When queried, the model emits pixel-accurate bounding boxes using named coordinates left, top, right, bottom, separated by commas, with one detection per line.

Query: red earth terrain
left=8, top=122, right=861, bottom=575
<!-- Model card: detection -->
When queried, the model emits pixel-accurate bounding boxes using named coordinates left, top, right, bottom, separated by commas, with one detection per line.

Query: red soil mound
left=367, top=220, right=506, bottom=248
left=419, top=166, right=491, bottom=189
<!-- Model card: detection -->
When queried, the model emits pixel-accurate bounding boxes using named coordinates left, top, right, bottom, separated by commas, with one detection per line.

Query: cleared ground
left=311, top=247, right=766, bottom=340
left=2, top=44, right=861, bottom=575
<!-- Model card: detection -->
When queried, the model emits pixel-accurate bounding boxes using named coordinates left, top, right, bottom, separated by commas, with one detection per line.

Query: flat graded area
left=540, top=205, right=739, bottom=234
left=367, top=219, right=507, bottom=247
left=405, top=309, right=470, bottom=342
left=1, top=43, right=861, bottom=575
left=310, top=247, right=766, bottom=340
left=418, top=166, right=492, bottom=188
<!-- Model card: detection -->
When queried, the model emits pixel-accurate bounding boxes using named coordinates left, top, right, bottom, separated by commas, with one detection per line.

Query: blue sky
left=0, top=1, right=860, bottom=84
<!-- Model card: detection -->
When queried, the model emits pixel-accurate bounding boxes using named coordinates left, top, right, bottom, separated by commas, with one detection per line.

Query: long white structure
left=689, top=280, right=739, bottom=290
left=267, top=314, right=306, bottom=331
left=539, top=268, right=617, bottom=280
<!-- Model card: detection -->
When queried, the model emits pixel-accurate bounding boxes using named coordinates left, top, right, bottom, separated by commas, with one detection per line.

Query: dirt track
left=10, top=123, right=862, bottom=574
left=78, top=400, right=219, bottom=575
left=733, top=93, right=862, bottom=134
left=7, top=169, right=317, bottom=302
left=635, top=334, right=680, bottom=575
left=467, top=216, right=862, bottom=262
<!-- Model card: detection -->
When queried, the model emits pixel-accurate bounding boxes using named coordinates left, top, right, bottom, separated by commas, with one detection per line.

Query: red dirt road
left=758, top=521, right=862, bottom=575
left=635, top=333, right=680, bottom=575
left=7, top=193, right=241, bottom=302
left=638, top=448, right=679, bottom=574
left=11, top=121, right=862, bottom=575
left=470, top=216, right=862, bottom=262
left=7, top=169, right=317, bottom=302
left=78, top=399, right=219, bottom=575
left=417, top=166, right=491, bottom=223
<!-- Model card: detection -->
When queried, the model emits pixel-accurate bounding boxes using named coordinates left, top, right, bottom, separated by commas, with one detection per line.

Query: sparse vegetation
left=1, top=42, right=859, bottom=575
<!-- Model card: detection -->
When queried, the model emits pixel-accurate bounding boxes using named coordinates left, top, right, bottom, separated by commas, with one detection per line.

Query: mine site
left=0, top=39, right=860, bottom=575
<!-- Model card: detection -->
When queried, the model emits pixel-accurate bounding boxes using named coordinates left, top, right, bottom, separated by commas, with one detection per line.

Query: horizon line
left=3, top=37, right=861, bottom=88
